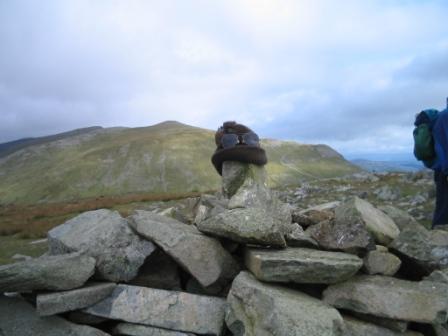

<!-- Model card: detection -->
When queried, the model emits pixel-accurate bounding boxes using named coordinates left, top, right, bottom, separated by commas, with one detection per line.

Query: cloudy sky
left=1, top=0, right=447, bottom=159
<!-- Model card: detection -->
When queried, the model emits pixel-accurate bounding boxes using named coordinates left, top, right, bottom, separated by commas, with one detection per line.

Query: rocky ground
left=0, top=164, right=445, bottom=335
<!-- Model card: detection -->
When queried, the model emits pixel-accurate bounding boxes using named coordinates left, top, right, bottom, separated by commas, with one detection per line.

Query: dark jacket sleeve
left=433, top=109, right=448, bottom=175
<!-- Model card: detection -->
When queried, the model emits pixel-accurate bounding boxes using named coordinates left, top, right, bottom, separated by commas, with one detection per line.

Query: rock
left=350, top=172, right=380, bottom=183
left=363, top=250, right=401, bottom=276
left=0, top=295, right=110, bottom=336
left=11, top=254, right=32, bottom=261
left=378, top=205, right=424, bottom=231
left=225, top=164, right=271, bottom=209
left=389, top=226, right=448, bottom=275
left=226, top=271, right=345, bottom=336
left=433, top=324, right=448, bottom=336
left=114, top=323, right=195, bottom=335
left=409, top=194, right=427, bottom=206
left=291, top=211, right=314, bottom=226
left=334, top=197, right=400, bottom=245
left=222, top=161, right=269, bottom=201
left=194, top=204, right=210, bottom=224
left=285, top=224, right=318, bottom=247
left=348, top=312, right=408, bottom=333
left=197, top=207, right=286, bottom=247
left=245, top=247, right=363, bottom=284
left=36, top=282, right=116, bottom=316
left=84, top=284, right=226, bottom=336
left=424, top=269, right=448, bottom=284
left=0, top=252, right=95, bottom=293
left=171, top=197, right=201, bottom=224
left=343, top=316, right=422, bottom=336
left=223, top=161, right=292, bottom=234
left=306, top=219, right=376, bottom=254
left=48, top=209, right=155, bottom=282
left=128, top=249, right=181, bottom=290
left=300, top=201, right=341, bottom=213
left=375, top=245, right=388, bottom=252
left=323, top=275, right=448, bottom=323
left=293, top=207, right=335, bottom=227
left=374, top=186, right=401, bottom=201
left=129, top=211, right=239, bottom=288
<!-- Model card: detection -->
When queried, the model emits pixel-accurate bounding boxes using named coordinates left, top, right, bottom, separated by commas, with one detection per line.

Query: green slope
left=0, top=121, right=360, bottom=204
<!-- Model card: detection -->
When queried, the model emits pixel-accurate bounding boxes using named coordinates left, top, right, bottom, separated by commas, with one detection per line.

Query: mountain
left=0, top=121, right=360, bottom=204
left=351, top=159, right=424, bottom=173
left=0, top=127, right=103, bottom=159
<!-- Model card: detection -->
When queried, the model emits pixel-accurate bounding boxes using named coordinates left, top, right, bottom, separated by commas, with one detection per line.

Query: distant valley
left=350, top=159, right=424, bottom=173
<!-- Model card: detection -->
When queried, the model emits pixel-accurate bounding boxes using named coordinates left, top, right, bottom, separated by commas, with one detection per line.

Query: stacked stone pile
left=1, top=161, right=448, bottom=335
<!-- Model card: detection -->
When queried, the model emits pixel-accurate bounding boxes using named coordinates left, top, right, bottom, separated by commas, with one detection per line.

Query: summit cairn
left=1, top=162, right=448, bottom=335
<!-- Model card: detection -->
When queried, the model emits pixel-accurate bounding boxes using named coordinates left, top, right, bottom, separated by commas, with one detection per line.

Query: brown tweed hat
left=211, top=121, right=267, bottom=175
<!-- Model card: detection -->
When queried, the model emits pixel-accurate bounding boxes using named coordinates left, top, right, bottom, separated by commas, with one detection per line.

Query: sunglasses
left=221, top=132, right=260, bottom=149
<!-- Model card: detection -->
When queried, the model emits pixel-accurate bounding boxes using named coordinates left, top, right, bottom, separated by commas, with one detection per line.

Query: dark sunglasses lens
left=242, top=133, right=259, bottom=146
left=221, top=134, right=239, bottom=148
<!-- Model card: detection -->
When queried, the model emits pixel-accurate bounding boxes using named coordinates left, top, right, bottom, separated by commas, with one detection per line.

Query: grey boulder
left=85, top=284, right=227, bottom=336
left=0, top=295, right=109, bottom=336
left=306, top=219, right=375, bottom=254
left=0, top=252, right=95, bottom=293
left=323, top=275, right=448, bottom=324
left=245, top=247, right=362, bottom=284
left=129, top=210, right=239, bottom=288
left=334, top=197, right=400, bottom=245
left=363, top=249, right=402, bottom=276
left=226, top=271, right=345, bottom=336
left=378, top=205, right=424, bottom=231
left=48, top=209, right=155, bottom=282
left=36, top=282, right=116, bottom=316
left=389, top=226, right=448, bottom=274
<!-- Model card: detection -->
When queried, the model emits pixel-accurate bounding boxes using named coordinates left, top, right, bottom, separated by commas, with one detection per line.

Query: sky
left=1, top=0, right=448, bottom=159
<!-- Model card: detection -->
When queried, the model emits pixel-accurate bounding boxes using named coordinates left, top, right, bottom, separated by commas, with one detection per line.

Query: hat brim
left=211, top=146, right=267, bottom=175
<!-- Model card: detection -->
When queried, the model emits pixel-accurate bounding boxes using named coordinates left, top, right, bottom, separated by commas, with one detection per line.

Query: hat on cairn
left=211, top=121, right=268, bottom=175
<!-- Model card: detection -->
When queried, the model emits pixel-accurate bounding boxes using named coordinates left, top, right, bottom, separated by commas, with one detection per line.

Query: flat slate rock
left=84, top=284, right=227, bottom=336
left=334, top=197, right=400, bottom=245
left=36, top=282, right=116, bottom=316
left=48, top=209, right=155, bottom=282
left=245, top=247, right=362, bottom=284
left=197, top=207, right=287, bottom=247
left=323, top=275, right=448, bottom=324
left=343, top=316, right=422, bottom=336
left=390, top=226, right=448, bottom=274
left=226, top=271, right=344, bottom=336
left=129, top=210, right=239, bottom=288
left=114, top=323, right=195, bottom=335
left=0, top=252, right=95, bottom=293
left=0, top=295, right=109, bottom=336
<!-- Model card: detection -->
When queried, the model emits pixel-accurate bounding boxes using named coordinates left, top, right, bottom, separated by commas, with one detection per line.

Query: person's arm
left=433, top=111, right=448, bottom=175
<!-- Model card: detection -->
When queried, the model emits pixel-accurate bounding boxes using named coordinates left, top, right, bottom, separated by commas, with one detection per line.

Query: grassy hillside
left=0, top=121, right=360, bottom=204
